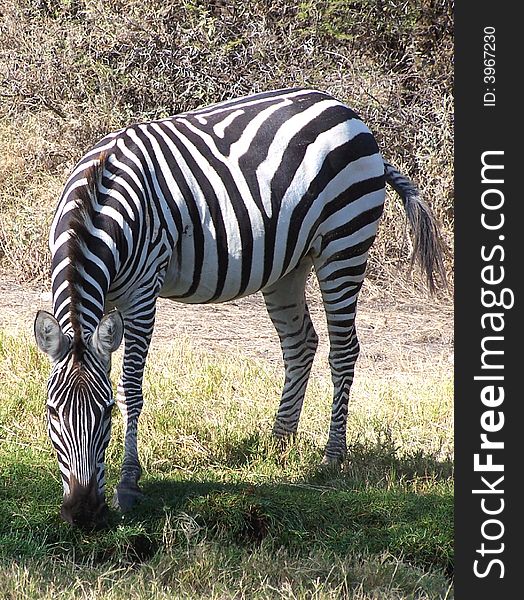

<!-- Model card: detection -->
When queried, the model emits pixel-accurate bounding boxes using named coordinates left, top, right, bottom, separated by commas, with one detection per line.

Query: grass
left=0, top=330, right=453, bottom=598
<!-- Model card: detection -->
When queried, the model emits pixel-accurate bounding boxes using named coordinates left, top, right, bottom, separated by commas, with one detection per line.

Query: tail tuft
left=384, top=161, right=447, bottom=294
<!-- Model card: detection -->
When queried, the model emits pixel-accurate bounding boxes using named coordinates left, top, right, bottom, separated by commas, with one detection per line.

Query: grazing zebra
left=34, top=88, right=445, bottom=527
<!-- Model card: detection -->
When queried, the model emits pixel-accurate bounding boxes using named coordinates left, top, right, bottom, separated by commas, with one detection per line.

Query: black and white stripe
left=46, top=351, right=113, bottom=493
left=35, top=88, right=445, bottom=524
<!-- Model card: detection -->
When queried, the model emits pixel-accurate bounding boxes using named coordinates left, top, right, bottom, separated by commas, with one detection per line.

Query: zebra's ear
left=34, top=310, right=70, bottom=362
left=91, top=311, right=124, bottom=357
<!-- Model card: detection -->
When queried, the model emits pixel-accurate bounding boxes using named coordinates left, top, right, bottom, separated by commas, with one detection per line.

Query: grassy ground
left=0, top=331, right=453, bottom=599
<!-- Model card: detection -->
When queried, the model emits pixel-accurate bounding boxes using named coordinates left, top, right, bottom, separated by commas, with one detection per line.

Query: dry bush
left=0, top=0, right=453, bottom=287
left=0, top=115, right=66, bottom=282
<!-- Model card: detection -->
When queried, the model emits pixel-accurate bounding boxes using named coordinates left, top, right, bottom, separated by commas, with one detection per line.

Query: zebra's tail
left=384, top=161, right=447, bottom=294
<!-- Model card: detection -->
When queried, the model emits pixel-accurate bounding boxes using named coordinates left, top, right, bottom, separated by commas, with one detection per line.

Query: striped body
left=51, top=88, right=383, bottom=316
left=35, top=88, right=444, bottom=527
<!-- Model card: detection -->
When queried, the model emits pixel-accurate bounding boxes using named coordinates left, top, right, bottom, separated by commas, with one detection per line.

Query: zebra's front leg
left=113, top=302, right=157, bottom=512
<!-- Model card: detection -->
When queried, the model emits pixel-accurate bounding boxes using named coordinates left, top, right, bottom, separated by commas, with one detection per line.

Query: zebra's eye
left=48, top=406, right=60, bottom=423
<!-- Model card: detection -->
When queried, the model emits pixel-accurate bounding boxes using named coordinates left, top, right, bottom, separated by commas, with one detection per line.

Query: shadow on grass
left=217, top=428, right=453, bottom=486
left=136, top=471, right=453, bottom=576
left=0, top=436, right=453, bottom=577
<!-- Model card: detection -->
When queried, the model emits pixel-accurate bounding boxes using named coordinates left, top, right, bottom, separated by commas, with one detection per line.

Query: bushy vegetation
left=0, top=0, right=453, bottom=284
left=0, top=332, right=453, bottom=598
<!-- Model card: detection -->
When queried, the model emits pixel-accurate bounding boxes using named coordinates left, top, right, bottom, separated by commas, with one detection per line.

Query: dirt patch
left=0, top=270, right=453, bottom=379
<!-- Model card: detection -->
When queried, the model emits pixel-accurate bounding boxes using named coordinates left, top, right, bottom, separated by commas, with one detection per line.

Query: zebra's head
left=34, top=310, right=124, bottom=528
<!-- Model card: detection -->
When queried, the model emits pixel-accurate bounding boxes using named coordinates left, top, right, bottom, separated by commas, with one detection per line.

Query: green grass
left=0, top=331, right=453, bottom=599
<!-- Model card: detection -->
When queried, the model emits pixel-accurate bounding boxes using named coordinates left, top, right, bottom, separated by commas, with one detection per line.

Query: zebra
left=34, top=87, right=445, bottom=527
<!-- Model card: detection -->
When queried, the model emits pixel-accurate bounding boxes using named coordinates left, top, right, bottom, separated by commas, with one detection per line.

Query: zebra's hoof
left=112, top=484, right=144, bottom=513
left=273, top=431, right=296, bottom=450
left=320, top=453, right=345, bottom=470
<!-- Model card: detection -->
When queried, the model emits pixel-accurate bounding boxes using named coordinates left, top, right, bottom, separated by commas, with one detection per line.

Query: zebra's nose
left=60, top=473, right=107, bottom=528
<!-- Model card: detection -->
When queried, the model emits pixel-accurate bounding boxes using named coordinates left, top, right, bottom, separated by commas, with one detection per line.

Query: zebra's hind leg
left=262, top=259, right=318, bottom=444
left=314, top=254, right=366, bottom=467
left=113, top=294, right=158, bottom=512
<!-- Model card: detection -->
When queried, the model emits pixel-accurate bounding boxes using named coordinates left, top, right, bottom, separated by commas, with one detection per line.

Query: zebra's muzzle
left=60, top=473, right=108, bottom=529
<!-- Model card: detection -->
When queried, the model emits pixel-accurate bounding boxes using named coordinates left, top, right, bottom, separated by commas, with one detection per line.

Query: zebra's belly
left=159, top=279, right=265, bottom=304
left=157, top=194, right=312, bottom=303
left=158, top=239, right=301, bottom=304
left=157, top=174, right=385, bottom=305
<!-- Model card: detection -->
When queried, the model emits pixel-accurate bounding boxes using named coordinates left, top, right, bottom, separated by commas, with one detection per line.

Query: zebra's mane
left=67, top=152, right=107, bottom=362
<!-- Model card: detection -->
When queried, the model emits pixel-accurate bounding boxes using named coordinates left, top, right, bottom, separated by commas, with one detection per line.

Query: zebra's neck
left=50, top=154, right=119, bottom=343
left=51, top=231, right=113, bottom=349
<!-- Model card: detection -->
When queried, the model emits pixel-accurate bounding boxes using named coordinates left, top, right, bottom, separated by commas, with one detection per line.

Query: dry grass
left=0, top=116, right=64, bottom=282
